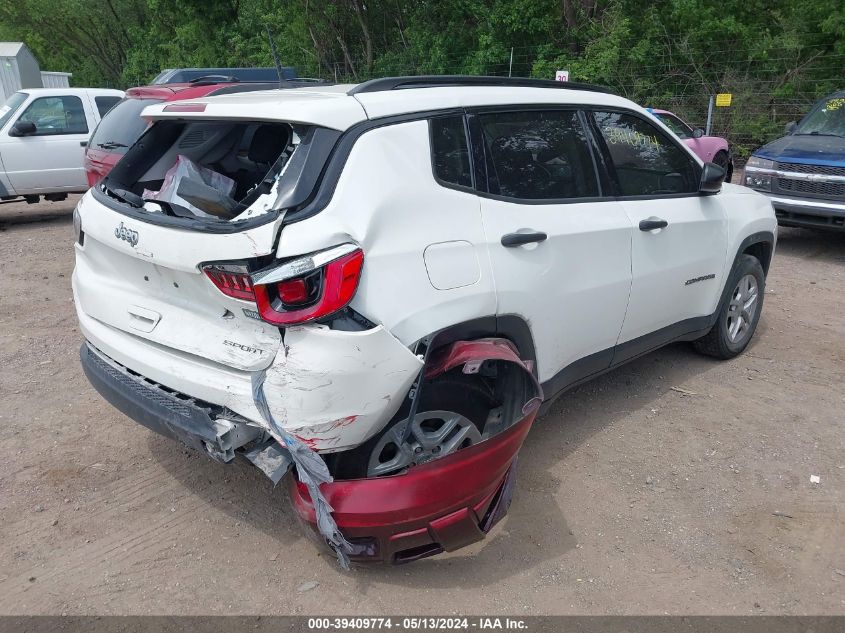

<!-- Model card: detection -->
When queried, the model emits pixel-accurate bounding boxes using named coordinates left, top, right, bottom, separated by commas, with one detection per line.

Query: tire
left=713, top=150, right=732, bottom=182
left=693, top=254, right=765, bottom=359
left=329, top=372, right=497, bottom=480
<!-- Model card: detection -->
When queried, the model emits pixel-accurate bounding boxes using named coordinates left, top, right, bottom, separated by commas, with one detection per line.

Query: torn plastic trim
left=251, top=369, right=354, bottom=569
left=289, top=337, right=542, bottom=564
left=425, top=337, right=544, bottom=412
left=290, top=407, right=537, bottom=564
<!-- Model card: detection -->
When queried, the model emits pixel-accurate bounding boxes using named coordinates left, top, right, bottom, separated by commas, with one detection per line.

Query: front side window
left=593, top=111, right=698, bottom=196
left=430, top=116, right=472, bottom=188
left=478, top=110, right=599, bottom=200
left=18, top=95, right=88, bottom=135
left=653, top=112, right=692, bottom=139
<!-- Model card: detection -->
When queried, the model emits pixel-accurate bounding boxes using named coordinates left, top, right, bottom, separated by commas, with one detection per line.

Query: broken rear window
left=100, top=119, right=341, bottom=227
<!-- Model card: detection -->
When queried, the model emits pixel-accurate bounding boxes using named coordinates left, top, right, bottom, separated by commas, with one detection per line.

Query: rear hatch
left=74, top=88, right=367, bottom=371
left=74, top=195, right=284, bottom=370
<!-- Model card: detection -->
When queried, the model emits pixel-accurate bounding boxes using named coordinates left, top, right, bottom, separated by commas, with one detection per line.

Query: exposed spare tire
left=328, top=371, right=498, bottom=480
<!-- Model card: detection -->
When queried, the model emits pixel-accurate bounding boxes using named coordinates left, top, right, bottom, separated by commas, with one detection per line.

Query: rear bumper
left=74, top=295, right=422, bottom=452
left=289, top=410, right=536, bottom=564
left=81, top=336, right=540, bottom=565
left=80, top=342, right=261, bottom=460
left=763, top=193, right=845, bottom=230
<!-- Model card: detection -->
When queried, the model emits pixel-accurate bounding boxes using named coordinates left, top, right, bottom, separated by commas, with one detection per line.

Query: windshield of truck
left=89, top=97, right=161, bottom=154
left=0, top=92, right=28, bottom=129
left=796, top=96, right=845, bottom=137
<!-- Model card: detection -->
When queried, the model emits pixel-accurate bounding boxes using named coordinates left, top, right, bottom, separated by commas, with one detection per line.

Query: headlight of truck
left=744, top=173, right=772, bottom=191
left=744, top=155, right=774, bottom=191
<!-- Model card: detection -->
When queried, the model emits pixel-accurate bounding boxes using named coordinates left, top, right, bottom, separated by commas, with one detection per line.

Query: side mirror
left=8, top=120, right=36, bottom=137
left=784, top=121, right=797, bottom=135
left=700, top=162, right=725, bottom=195
left=692, top=128, right=705, bottom=139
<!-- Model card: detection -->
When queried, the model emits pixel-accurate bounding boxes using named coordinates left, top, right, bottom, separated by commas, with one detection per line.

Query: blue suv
left=744, top=90, right=845, bottom=231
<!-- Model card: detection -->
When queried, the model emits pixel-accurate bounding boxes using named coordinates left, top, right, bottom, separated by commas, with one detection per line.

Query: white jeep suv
left=73, top=76, right=776, bottom=565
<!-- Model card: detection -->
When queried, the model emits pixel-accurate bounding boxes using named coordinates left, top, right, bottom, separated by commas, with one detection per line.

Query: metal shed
left=0, top=42, right=43, bottom=102
left=40, top=71, right=72, bottom=89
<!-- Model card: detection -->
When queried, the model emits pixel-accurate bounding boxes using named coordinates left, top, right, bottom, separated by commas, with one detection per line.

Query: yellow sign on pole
left=715, top=93, right=732, bottom=107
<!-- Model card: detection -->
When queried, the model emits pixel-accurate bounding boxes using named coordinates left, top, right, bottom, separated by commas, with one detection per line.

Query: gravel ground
left=0, top=195, right=843, bottom=615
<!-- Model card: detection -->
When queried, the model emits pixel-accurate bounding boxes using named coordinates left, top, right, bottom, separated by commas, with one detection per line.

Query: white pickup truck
left=0, top=87, right=124, bottom=204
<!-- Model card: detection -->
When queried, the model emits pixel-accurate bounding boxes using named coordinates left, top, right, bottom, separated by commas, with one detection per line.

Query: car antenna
left=265, top=24, right=290, bottom=89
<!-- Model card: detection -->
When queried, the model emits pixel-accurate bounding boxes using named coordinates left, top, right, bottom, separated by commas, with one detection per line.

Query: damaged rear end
left=74, top=88, right=542, bottom=567
left=291, top=338, right=542, bottom=564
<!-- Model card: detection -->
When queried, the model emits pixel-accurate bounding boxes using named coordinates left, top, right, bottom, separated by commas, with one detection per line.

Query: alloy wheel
left=367, top=410, right=482, bottom=477
left=725, top=273, right=759, bottom=344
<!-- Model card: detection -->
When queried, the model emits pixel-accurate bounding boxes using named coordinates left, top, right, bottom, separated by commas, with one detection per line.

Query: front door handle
left=501, top=231, right=548, bottom=247
left=639, top=218, right=668, bottom=231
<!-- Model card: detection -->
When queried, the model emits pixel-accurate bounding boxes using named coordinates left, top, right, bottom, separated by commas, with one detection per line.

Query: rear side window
left=95, top=96, right=122, bottom=118
left=430, top=116, right=472, bottom=188
left=593, top=111, right=698, bottom=196
left=478, top=110, right=599, bottom=200
left=89, top=98, right=161, bottom=155
left=18, top=96, right=88, bottom=135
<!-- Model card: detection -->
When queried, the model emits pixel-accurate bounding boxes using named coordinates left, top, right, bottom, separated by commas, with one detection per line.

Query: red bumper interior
left=288, top=410, right=536, bottom=564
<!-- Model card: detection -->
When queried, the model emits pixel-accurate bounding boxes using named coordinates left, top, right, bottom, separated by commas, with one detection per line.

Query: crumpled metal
left=251, top=370, right=353, bottom=569
left=244, top=441, right=292, bottom=485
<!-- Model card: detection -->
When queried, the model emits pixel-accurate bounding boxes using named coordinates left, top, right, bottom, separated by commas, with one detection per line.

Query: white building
left=0, top=42, right=72, bottom=101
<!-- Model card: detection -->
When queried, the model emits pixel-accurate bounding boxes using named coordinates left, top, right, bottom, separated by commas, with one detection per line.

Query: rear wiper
left=97, top=141, right=129, bottom=149
left=110, top=188, right=144, bottom=208
left=797, top=132, right=845, bottom=138
left=108, top=187, right=197, bottom=218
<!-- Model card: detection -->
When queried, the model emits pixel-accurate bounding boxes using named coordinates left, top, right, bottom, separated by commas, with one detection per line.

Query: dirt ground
left=0, top=195, right=843, bottom=616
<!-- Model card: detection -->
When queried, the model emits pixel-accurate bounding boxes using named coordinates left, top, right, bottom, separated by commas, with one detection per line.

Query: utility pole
left=705, top=94, right=715, bottom=136
left=508, top=47, right=514, bottom=77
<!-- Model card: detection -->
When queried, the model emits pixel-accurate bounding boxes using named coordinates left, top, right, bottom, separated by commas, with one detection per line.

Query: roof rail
left=348, top=75, right=612, bottom=95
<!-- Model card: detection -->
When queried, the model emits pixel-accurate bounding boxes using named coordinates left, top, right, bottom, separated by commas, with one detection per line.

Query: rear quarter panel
left=276, top=119, right=497, bottom=346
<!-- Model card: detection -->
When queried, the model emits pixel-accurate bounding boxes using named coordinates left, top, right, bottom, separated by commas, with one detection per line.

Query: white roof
left=0, top=42, right=27, bottom=57
left=143, top=82, right=641, bottom=131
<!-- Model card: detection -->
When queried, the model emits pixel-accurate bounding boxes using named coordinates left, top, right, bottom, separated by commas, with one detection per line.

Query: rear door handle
left=501, top=231, right=548, bottom=247
left=639, top=218, right=668, bottom=231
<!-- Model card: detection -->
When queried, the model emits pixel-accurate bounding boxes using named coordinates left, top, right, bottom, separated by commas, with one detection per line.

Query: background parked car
left=647, top=108, right=733, bottom=181
left=84, top=76, right=330, bottom=186
left=743, top=89, right=845, bottom=231
left=150, top=67, right=297, bottom=84
left=0, top=87, right=123, bottom=203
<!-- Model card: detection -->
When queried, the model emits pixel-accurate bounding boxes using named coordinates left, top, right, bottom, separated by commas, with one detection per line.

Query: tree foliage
left=1, top=0, right=843, bottom=151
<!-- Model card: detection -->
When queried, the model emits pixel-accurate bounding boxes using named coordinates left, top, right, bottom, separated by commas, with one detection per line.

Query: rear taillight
left=201, top=244, right=364, bottom=326
left=203, top=265, right=255, bottom=301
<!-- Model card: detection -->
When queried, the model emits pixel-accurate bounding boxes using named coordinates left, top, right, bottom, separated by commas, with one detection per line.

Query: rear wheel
left=330, top=373, right=496, bottom=480
left=693, top=254, right=765, bottom=359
